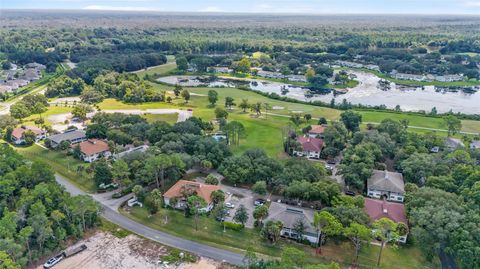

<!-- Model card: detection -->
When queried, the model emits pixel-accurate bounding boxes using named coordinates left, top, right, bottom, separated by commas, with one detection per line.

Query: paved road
left=54, top=174, right=245, bottom=266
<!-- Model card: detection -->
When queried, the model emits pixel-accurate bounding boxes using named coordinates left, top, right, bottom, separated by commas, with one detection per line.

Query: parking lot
left=221, top=183, right=261, bottom=228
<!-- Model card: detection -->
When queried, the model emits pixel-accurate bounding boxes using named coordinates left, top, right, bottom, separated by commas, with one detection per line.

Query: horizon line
left=2, top=8, right=480, bottom=16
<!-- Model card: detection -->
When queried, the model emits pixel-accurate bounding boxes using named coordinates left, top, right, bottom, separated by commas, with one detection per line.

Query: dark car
left=254, top=199, right=266, bottom=206
left=326, top=159, right=336, bottom=165
left=344, top=190, right=356, bottom=196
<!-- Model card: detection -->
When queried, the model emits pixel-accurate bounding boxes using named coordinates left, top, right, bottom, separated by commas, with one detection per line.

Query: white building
left=367, top=170, right=405, bottom=203
left=78, top=139, right=111, bottom=163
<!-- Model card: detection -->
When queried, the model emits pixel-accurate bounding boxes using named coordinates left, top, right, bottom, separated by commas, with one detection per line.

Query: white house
left=265, top=202, right=319, bottom=244
left=292, top=136, right=324, bottom=159
left=77, top=139, right=111, bottom=163
left=163, top=180, right=221, bottom=213
left=367, top=170, right=405, bottom=203
left=11, top=126, right=47, bottom=145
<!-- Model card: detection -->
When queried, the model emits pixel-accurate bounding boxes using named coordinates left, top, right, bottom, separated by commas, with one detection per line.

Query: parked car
left=326, top=159, right=336, bottom=164
left=127, top=197, right=143, bottom=207
left=254, top=199, right=266, bottom=206
left=225, top=202, right=235, bottom=208
left=43, top=254, right=64, bottom=268
left=344, top=190, right=356, bottom=196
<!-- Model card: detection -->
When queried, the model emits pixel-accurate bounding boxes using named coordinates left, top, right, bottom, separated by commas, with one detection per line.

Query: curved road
left=54, top=174, right=244, bottom=266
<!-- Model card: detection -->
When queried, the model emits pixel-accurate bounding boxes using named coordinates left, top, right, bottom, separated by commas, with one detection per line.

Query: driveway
left=54, top=174, right=244, bottom=266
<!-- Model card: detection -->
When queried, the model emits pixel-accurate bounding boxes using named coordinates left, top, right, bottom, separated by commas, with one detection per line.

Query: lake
left=157, top=71, right=480, bottom=114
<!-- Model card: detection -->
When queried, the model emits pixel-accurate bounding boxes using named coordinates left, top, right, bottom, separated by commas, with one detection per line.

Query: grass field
left=123, top=207, right=436, bottom=269
left=134, top=55, right=177, bottom=78
left=15, top=144, right=95, bottom=192
left=143, top=113, right=178, bottom=124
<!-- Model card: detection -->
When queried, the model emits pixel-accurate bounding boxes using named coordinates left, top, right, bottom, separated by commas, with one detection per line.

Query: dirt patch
left=35, top=232, right=204, bottom=269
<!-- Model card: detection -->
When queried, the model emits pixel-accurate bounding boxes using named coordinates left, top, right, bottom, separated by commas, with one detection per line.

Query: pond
left=158, top=72, right=480, bottom=114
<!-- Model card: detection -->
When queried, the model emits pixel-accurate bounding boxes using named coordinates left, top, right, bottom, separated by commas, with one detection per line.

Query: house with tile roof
left=308, top=125, right=326, bottom=138
left=265, top=202, right=319, bottom=244
left=163, top=180, right=221, bottom=212
left=292, top=136, right=324, bottom=159
left=77, top=139, right=111, bottom=163
left=11, top=126, right=47, bottom=145
left=367, top=170, right=405, bottom=202
left=364, top=198, right=408, bottom=243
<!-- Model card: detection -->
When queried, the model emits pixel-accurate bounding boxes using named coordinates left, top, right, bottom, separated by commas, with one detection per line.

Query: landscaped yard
left=122, top=206, right=437, bottom=269
left=143, top=113, right=178, bottom=124
left=15, top=143, right=95, bottom=192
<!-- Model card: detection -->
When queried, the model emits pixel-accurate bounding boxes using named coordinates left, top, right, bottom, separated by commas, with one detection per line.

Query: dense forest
left=0, top=145, right=101, bottom=268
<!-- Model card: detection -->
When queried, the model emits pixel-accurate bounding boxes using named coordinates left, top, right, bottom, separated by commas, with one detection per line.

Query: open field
left=15, top=144, right=95, bottom=192
left=134, top=55, right=177, bottom=77
left=123, top=206, right=437, bottom=269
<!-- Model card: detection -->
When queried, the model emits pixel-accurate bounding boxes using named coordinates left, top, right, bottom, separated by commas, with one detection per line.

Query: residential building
left=470, top=140, right=480, bottom=150
left=364, top=198, right=408, bottom=243
left=20, top=69, right=41, bottom=82
left=393, top=72, right=427, bottom=82
left=308, top=125, right=326, bottom=138
left=0, top=85, right=13, bottom=94
left=113, top=145, right=149, bottom=160
left=163, top=180, right=221, bottom=212
left=49, top=130, right=87, bottom=148
left=11, top=126, right=47, bottom=145
left=286, top=74, right=307, bottom=82
left=25, top=62, right=46, bottom=70
left=335, top=60, right=364, bottom=69
left=435, top=74, right=464, bottom=82
left=292, top=136, right=324, bottom=159
left=209, top=67, right=232, bottom=73
left=78, top=139, right=111, bottom=163
left=367, top=170, right=405, bottom=202
left=265, top=202, right=319, bottom=244
left=257, top=70, right=284, bottom=79
left=445, top=137, right=465, bottom=151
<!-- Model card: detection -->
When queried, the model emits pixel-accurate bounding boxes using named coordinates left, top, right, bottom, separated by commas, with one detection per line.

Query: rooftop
left=297, top=136, right=324, bottom=152
left=309, top=125, right=326, bottom=134
left=266, top=202, right=316, bottom=234
left=12, top=126, right=44, bottom=139
left=364, top=198, right=407, bottom=224
left=78, top=139, right=110, bottom=156
left=163, top=180, right=221, bottom=204
left=367, top=170, right=405, bottom=194
left=49, top=130, right=86, bottom=144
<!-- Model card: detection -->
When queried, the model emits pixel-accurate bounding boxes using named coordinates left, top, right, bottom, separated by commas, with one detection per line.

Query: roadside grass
left=143, top=113, right=178, bottom=124
left=15, top=143, right=95, bottom=193
left=123, top=206, right=435, bottom=269
left=100, top=218, right=132, bottom=238
left=22, top=106, right=73, bottom=125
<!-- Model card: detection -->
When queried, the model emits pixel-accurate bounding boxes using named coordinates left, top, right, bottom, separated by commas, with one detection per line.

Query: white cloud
left=463, top=1, right=480, bottom=6
left=82, top=5, right=158, bottom=11
left=198, top=6, right=224, bottom=12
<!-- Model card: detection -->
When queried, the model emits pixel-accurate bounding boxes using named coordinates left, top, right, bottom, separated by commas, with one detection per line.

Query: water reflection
left=158, top=71, right=480, bottom=114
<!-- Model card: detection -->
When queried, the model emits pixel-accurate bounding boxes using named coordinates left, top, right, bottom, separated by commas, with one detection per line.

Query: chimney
left=384, top=170, right=389, bottom=180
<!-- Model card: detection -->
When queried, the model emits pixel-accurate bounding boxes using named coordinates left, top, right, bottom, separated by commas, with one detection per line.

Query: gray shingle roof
left=367, top=170, right=405, bottom=194
left=49, top=130, right=86, bottom=144
left=265, top=202, right=317, bottom=234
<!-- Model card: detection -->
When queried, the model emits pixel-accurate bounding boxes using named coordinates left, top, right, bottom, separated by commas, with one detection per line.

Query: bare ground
left=34, top=232, right=220, bottom=269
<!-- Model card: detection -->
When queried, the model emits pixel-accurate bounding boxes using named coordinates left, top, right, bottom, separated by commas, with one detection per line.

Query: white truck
left=43, top=244, right=87, bottom=268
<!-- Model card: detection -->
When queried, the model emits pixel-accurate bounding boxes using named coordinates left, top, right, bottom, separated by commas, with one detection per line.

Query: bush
left=204, top=174, right=219, bottom=185
left=223, top=221, right=244, bottom=231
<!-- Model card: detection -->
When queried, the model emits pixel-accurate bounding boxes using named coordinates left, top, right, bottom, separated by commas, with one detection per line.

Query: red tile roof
left=164, top=180, right=221, bottom=204
left=78, top=139, right=110, bottom=156
left=309, top=125, right=326, bottom=134
left=12, top=126, right=44, bottom=140
left=297, top=136, right=324, bottom=152
left=364, top=198, right=407, bottom=224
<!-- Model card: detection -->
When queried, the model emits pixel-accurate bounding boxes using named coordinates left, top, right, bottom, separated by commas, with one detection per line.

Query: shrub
left=223, top=221, right=244, bottom=231
left=204, top=174, right=219, bottom=185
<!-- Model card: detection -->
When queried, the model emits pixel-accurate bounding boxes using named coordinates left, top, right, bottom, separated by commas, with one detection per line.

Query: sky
left=2, top=0, right=480, bottom=14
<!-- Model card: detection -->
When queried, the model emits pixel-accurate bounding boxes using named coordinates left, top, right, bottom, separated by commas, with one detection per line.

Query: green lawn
left=143, top=113, right=178, bottom=124
left=134, top=55, right=177, bottom=78
left=123, top=207, right=436, bottom=269
left=15, top=144, right=95, bottom=192
left=97, top=83, right=480, bottom=157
